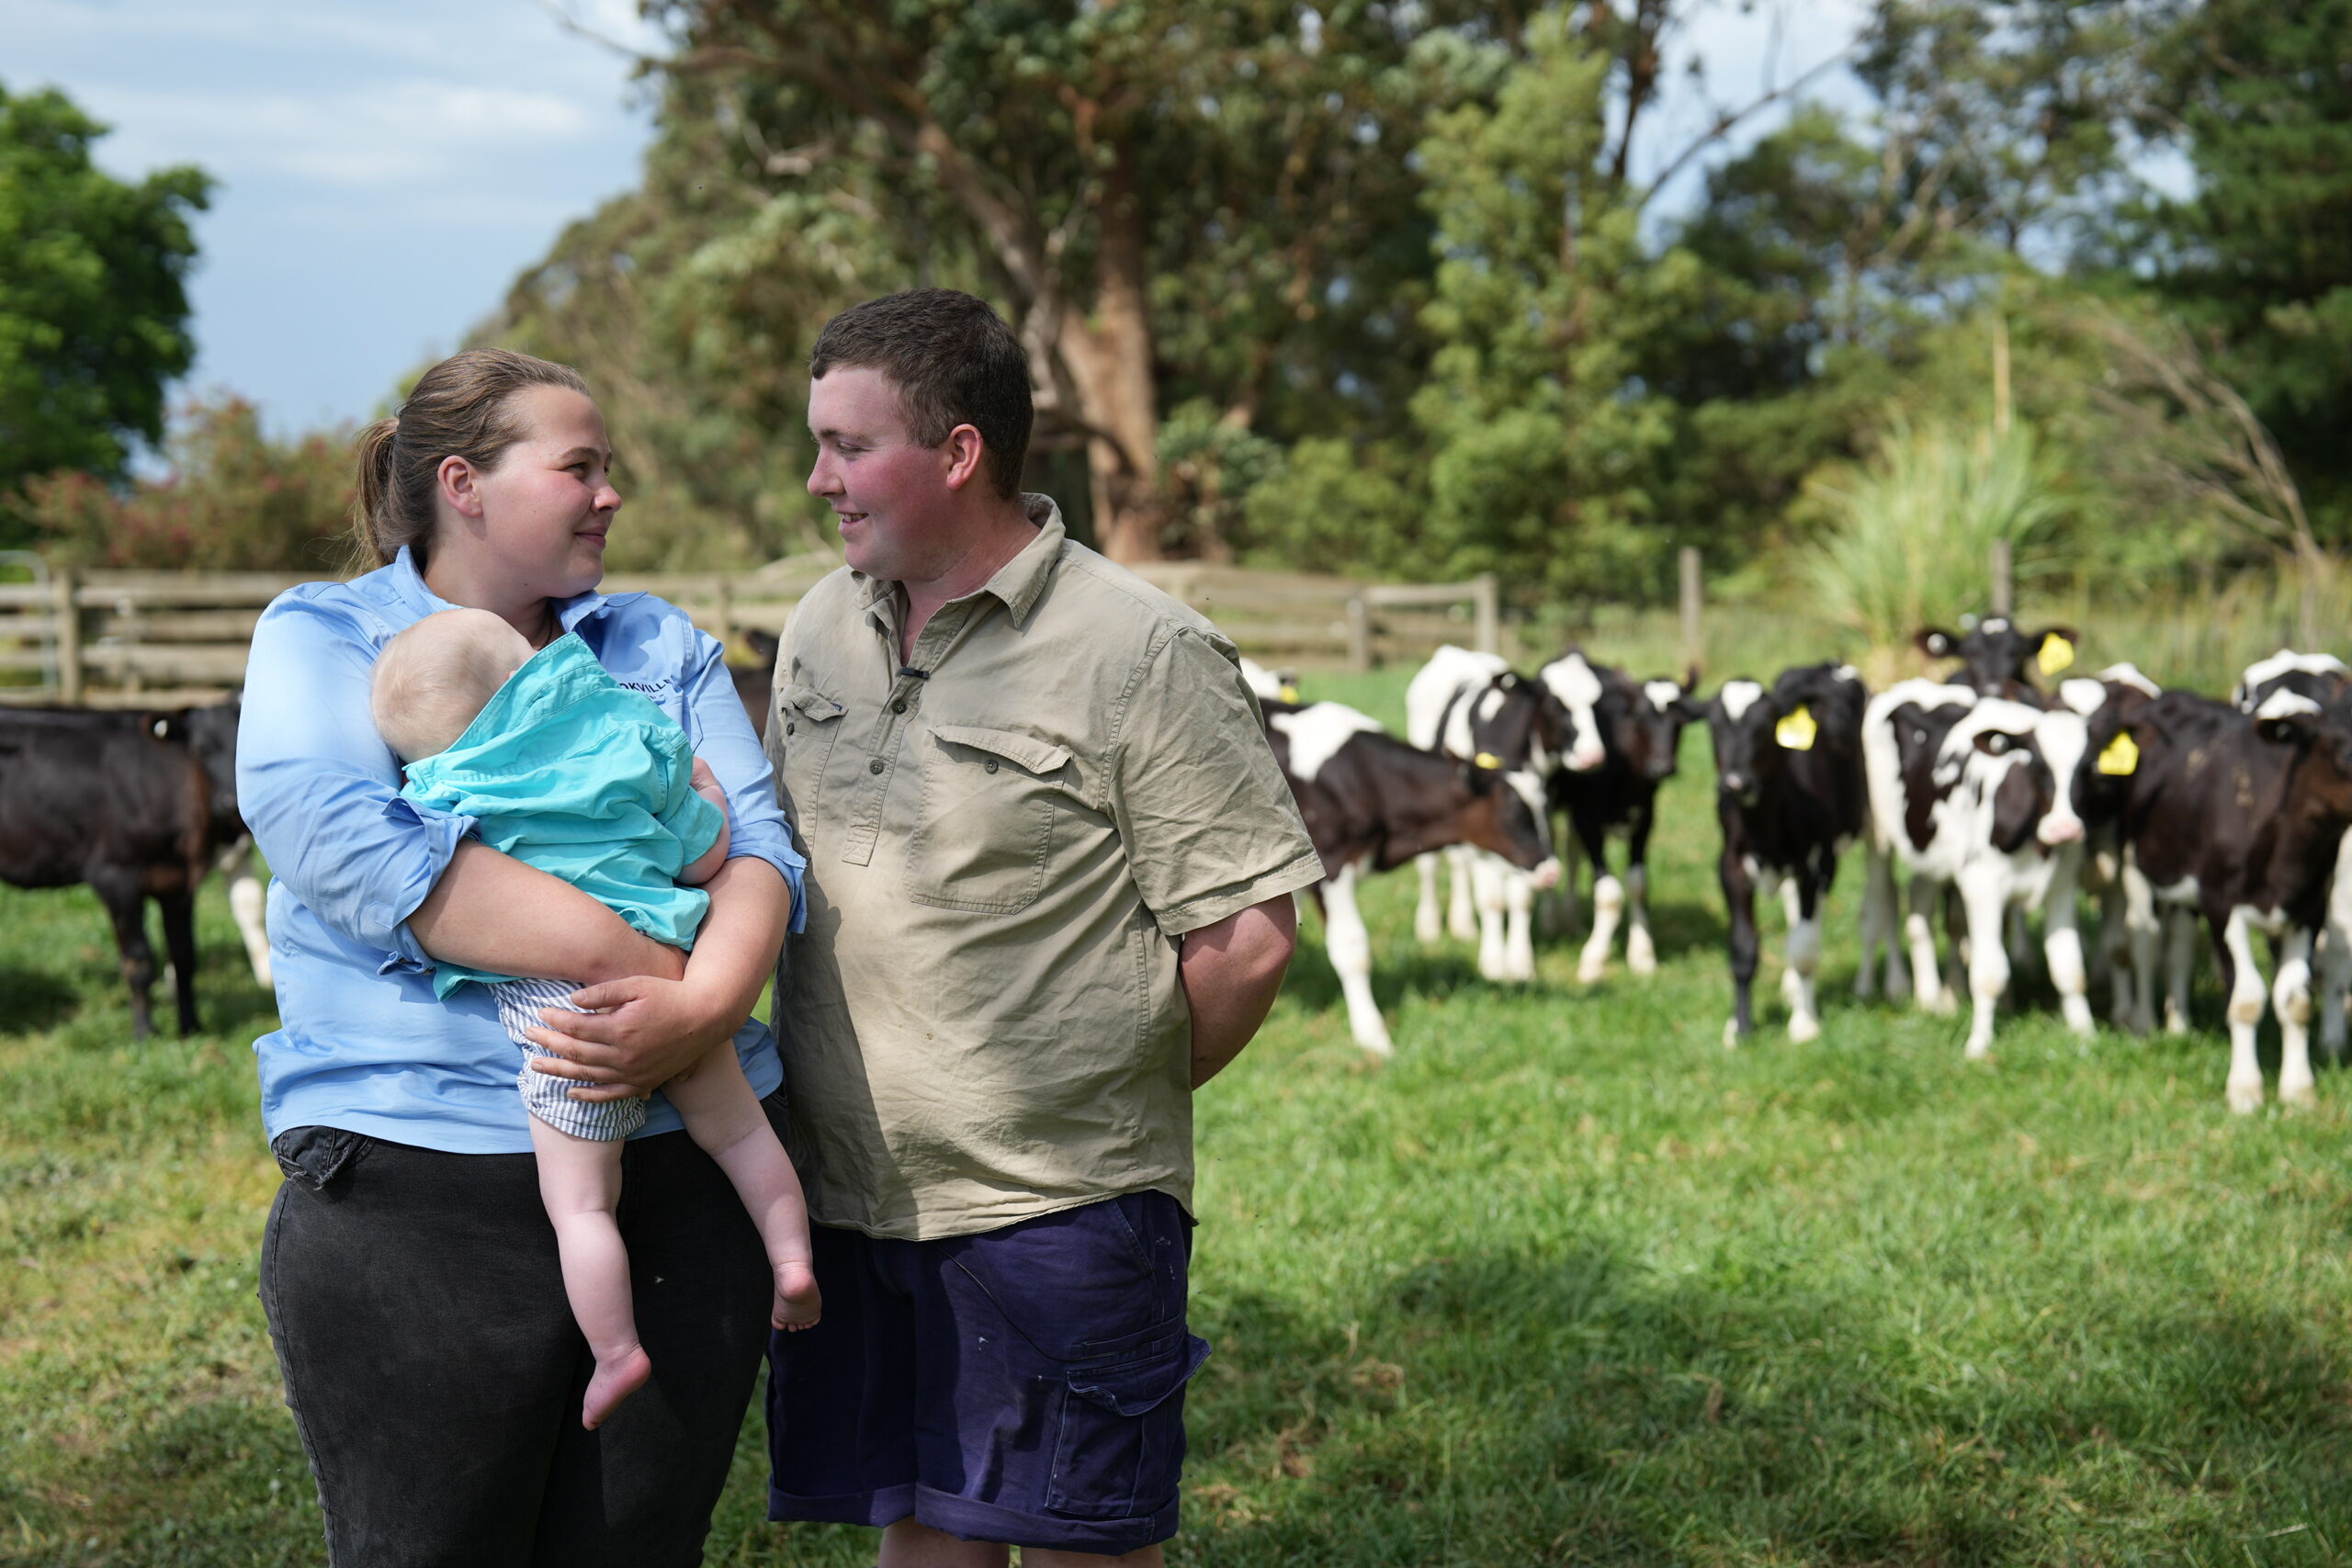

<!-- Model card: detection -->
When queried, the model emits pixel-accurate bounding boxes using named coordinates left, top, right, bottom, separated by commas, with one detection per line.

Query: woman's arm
left=522, top=855, right=787, bottom=1099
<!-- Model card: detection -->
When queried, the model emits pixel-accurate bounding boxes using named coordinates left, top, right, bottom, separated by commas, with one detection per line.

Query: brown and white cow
left=2233, top=650, right=2352, bottom=1055
left=1696, top=664, right=1872, bottom=1045
left=1863, top=680, right=2094, bottom=1058
left=1267, top=700, right=1560, bottom=1055
left=2098, top=685, right=2352, bottom=1110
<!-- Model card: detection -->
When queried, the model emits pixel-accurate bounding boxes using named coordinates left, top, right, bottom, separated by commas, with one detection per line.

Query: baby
left=371, top=607, right=819, bottom=1430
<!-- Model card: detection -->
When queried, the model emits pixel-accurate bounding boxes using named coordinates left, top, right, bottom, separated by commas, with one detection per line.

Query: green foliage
left=21, top=392, right=353, bottom=572
left=0, top=82, right=209, bottom=527
left=1802, top=417, right=2066, bottom=661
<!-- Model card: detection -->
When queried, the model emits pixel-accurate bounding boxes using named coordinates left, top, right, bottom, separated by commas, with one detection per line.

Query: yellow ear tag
left=1278, top=683, right=1301, bottom=705
left=1774, top=705, right=1817, bottom=751
left=2097, top=730, right=2139, bottom=776
left=1474, top=751, right=1503, bottom=770
left=2038, top=633, right=2076, bottom=677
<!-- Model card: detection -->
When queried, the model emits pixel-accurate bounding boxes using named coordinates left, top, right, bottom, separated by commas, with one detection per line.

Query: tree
left=0, top=83, right=209, bottom=525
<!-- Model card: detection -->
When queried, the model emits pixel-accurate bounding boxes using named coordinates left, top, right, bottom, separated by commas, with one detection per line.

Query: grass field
left=7, top=665, right=2352, bottom=1566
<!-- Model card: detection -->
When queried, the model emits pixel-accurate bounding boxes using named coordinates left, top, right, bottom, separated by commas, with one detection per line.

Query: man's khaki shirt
left=765, top=498, right=1322, bottom=1240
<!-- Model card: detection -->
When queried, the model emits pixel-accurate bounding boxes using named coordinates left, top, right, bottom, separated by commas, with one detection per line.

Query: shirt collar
left=853, top=494, right=1067, bottom=628
left=387, top=546, right=615, bottom=634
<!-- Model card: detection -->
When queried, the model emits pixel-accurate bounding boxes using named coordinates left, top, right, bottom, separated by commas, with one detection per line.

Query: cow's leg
left=1783, top=877, right=1824, bottom=1043
left=2164, top=907, right=2199, bottom=1035
left=1905, top=875, right=1952, bottom=1014
left=1720, top=851, right=1758, bottom=1048
left=1552, top=819, right=1582, bottom=934
left=90, top=873, right=158, bottom=1043
left=1857, top=846, right=1894, bottom=999
left=2218, top=906, right=2268, bottom=1112
left=1501, top=869, right=1536, bottom=982
left=1321, top=866, right=1393, bottom=1057
left=1956, top=869, right=2013, bottom=1059
left=2273, top=925, right=2318, bottom=1108
left=1577, top=872, right=1623, bottom=984
left=2322, top=829, right=2352, bottom=1057
left=1471, top=854, right=1513, bottom=982
left=2042, top=849, right=2094, bottom=1038
left=1413, top=852, right=1444, bottom=946
left=1446, top=845, right=1478, bottom=942
left=159, top=886, right=200, bottom=1036
left=2005, top=902, right=2034, bottom=976
left=1622, top=808, right=1657, bottom=976
left=2121, top=862, right=2160, bottom=1035
left=219, top=836, right=273, bottom=988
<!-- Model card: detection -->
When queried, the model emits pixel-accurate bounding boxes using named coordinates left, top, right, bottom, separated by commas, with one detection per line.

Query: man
left=763, top=289, right=1322, bottom=1567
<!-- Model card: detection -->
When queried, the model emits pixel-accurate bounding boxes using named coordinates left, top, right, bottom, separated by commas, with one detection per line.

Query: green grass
left=7, top=669, right=2352, bottom=1564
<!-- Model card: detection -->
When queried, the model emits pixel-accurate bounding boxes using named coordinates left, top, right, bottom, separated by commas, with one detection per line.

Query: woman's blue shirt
left=237, top=549, right=806, bottom=1154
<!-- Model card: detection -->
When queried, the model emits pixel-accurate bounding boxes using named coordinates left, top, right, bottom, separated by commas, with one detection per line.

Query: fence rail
left=0, top=561, right=1503, bottom=707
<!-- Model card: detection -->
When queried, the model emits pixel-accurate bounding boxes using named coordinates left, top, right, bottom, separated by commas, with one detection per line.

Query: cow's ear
left=1917, top=628, right=1957, bottom=658
left=1681, top=664, right=1701, bottom=694
left=1495, top=671, right=1520, bottom=691
left=1671, top=694, right=1706, bottom=722
left=2035, top=628, right=2078, bottom=677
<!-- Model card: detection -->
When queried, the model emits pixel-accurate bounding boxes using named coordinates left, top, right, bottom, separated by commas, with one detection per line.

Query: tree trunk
left=1057, top=147, right=1163, bottom=562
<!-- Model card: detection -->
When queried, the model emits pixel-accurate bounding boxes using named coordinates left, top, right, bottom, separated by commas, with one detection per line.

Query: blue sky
left=9, top=0, right=1870, bottom=445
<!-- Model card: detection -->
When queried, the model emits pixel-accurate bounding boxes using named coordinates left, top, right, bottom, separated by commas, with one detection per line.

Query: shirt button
left=868, top=758, right=885, bottom=774
left=785, top=722, right=796, bottom=736
left=892, top=699, right=907, bottom=715
left=985, top=759, right=1000, bottom=773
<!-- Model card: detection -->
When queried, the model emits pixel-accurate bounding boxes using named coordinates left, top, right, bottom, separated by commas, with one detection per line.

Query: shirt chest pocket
left=905, top=725, right=1076, bottom=915
left=775, top=682, right=847, bottom=833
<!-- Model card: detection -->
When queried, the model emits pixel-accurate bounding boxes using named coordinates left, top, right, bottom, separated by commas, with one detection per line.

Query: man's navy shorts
left=764, top=1190, right=1210, bottom=1555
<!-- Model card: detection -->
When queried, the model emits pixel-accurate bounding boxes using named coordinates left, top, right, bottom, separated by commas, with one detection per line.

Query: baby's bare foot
left=773, top=1259, right=821, bottom=1332
left=582, top=1343, right=651, bottom=1430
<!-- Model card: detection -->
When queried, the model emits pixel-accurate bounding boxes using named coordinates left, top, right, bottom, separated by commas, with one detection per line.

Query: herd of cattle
left=1252, top=621, right=2352, bottom=1114
left=6, top=615, right=2352, bottom=1116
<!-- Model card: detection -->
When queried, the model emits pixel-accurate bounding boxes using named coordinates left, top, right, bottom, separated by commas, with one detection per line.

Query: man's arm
left=1181, top=893, right=1298, bottom=1089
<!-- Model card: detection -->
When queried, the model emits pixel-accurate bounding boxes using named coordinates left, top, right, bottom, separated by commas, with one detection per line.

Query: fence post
left=713, top=573, right=736, bottom=653
left=1471, top=572, right=1499, bottom=657
left=1989, top=541, right=2014, bottom=616
left=1344, top=595, right=1371, bottom=672
left=1678, top=547, right=1703, bottom=671
left=54, top=567, right=81, bottom=705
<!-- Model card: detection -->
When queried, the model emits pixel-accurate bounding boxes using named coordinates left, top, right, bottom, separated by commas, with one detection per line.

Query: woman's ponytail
left=345, top=349, right=592, bottom=573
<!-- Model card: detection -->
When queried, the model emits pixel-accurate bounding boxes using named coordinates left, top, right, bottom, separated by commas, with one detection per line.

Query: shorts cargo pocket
left=905, top=725, right=1073, bottom=914
left=776, top=682, right=845, bottom=824
left=1045, top=1332, right=1211, bottom=1520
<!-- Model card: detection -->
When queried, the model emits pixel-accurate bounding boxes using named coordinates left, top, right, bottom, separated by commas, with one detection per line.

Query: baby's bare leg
left=662, top=1047, right=820, bottom=1329
left=527, top=1114, right=650, bottom=1427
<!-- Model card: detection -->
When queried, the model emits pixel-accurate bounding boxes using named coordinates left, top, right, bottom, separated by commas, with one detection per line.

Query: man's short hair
left=810, top=289, right=1033, bottom=500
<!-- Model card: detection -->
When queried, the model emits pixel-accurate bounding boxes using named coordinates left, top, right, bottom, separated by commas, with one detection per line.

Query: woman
left=238, top=348, right=804, bottom=1565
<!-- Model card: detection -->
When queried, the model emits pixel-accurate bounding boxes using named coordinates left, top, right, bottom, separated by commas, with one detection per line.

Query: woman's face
left=454, top=386, right=621, bottom=601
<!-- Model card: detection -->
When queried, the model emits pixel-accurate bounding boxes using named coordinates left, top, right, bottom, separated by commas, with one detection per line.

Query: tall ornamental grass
left=1801, top=419, right=2065, bottom=680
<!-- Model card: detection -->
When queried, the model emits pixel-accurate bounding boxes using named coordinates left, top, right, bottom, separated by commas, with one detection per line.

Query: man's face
left=807, top=366, right=951, bottom=581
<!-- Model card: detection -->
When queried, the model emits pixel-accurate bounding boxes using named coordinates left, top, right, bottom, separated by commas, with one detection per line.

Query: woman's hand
left=524, top=857, right=790, bottom=1100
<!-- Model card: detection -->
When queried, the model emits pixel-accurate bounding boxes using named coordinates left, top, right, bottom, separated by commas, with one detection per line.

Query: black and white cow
left=1698, top=664, right=1871, bottom=1044
left=1267, top=699, right=1560, bottom=1055
left=0, top=709, right=217, bottom=1037
left=1863, top=680, right=2093, bottom=1058
left=2099, top=685, right=2352, bottom=1110
left=1551, top=660, right=1696, bottom=982
left=1917, top=616, right=2082, bottom=700
left=1405, top=646, right=1579, bottom=981
left=2054, top=665, right=2166, bottom=1032
left=2232, top=650, right=2352, bottom=1055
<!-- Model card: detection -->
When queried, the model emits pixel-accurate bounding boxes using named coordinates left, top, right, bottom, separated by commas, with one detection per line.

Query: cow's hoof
left=1722, top=1018, right=1742, bottom=1049
left=2280, top=1082, right=2318, bottom=1110
left=1963, top=1040, right=1996, bottom=1062
left=1576, top=959, right=1607, bottom=985
left=1628, top=953, right=1657, bottom=978
left=1922, top=995, right=1957, bottom=1018
left=1787, top=1013, right=1821, bottom=1044
left=2226, top=1082, right=2265, bottom=1114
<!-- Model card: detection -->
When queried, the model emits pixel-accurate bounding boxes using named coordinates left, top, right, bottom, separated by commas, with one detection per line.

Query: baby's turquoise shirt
left=398, top=632, right=725, bottom=998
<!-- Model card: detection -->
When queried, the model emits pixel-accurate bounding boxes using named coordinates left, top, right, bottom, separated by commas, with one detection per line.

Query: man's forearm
left=409, top=840, right=685, bottom=984
left=1180, top=895, right=1299, bottom=1089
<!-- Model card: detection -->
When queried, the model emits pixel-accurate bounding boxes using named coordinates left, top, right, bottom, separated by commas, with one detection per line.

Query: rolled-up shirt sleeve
left=1108, top=626, right=1324, bottom=935
left=677, top=624, right=808, bottom=932
left=237, top=594, right=478, bottom=971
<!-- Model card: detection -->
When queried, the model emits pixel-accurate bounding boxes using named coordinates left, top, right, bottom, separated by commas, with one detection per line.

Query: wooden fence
left=0, top=559, right=1503, bottom=707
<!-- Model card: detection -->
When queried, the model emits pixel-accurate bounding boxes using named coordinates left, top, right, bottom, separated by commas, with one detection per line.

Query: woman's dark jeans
left=258, top=1092, right=784, bottom=1567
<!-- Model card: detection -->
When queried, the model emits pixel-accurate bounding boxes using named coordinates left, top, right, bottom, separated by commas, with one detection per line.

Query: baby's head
left=371, top=609, right=536, bottom=761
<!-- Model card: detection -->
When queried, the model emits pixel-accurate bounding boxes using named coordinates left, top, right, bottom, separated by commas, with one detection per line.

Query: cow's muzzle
left=1527, top=857, right=1564, bottom=890
left=2037, top=815, right=2085, bottom=847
